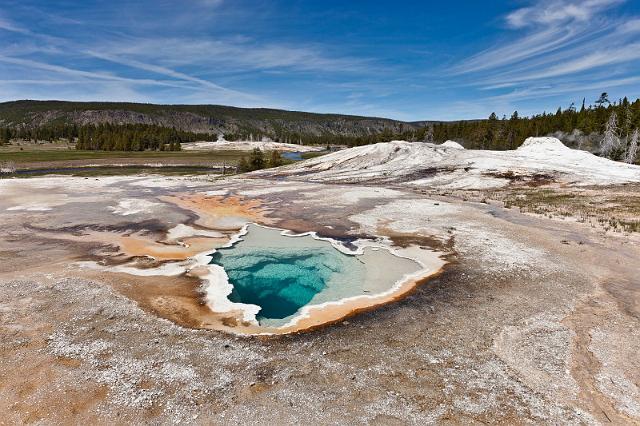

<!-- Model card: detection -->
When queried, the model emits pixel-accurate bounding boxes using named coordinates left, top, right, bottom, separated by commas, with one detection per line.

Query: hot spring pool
left=209, top=224, right=423, bottom=328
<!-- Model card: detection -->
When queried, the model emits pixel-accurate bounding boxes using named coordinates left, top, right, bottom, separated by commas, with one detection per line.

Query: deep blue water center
left=211, top=248, right=341, bottom=319
left=208, top=224, right=422, bottom=327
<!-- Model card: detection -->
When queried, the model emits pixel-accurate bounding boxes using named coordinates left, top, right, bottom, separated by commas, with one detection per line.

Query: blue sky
left=1, top=0, right=639, bottom=120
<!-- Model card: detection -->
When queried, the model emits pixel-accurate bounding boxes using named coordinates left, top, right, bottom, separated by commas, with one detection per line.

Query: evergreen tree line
left=0, top=123, right=210, bottom=151
left=430, top=95, right=640, bottom=154
left=74, top=124, right=203, bottom=151
left=1, top=122, right=79, bottom=143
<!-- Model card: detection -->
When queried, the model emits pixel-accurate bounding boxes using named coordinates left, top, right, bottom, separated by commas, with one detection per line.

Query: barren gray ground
left=1, top=174, right=639, bottom=424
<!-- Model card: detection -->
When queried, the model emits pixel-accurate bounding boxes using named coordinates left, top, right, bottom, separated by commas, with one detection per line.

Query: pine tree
left=484, top=112, right=499, bottom=149
left=595, top=92, right=610, bottom=108
left=507, top=111, right=519, bottom=149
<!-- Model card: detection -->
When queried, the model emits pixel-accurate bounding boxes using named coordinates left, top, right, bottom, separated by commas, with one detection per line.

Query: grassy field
left=0, top=143, right=251, bottom=177
left=0, top=141, right=327, bottom=177
left=0, top=149, right=248, bottom=164
left=498, top=186, right=640, bottom=233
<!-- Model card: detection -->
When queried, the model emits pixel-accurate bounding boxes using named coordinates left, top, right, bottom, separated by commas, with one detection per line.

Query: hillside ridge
left=0, top=100, right=417, bottom=138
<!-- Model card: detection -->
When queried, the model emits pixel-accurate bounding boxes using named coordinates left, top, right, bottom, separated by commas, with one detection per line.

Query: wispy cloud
left=454, top=0, right=624, bottom=75
left=486, top=76, right=640, bottom=103
left=0, top=14, right=30, bottom=34
left=0, top=55, right=187, bottom=88
left=85, top=50, right=254, bottom=98
left=505, top=0, right=623, bottom=28
left=93, top=37, right=373, bottom=74
left=476, top=19, right=640, bottom=86
left=0, top=2, right=371, bottom=110
left=0, top=79, right=153, bottom=104
left=451, top=0, right=640, bottom=106
left=493, top=42, right=640, bottom=83
left=0, top=9, right=264, bottom=105
left=452, top=26, right=588, bottom=74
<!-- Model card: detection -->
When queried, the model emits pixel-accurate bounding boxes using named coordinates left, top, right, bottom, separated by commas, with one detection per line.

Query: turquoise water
left=210, top=224, right=421, bottom=327
left=211, top=247, right=352, bottom=319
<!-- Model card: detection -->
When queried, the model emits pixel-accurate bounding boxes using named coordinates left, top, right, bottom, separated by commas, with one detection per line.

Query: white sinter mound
left=441, top=140, right=465, bottom=149
left=263, top=137, right=640, bottom=189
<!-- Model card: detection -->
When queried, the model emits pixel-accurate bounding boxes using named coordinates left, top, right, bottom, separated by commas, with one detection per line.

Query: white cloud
left=497, top=42, right=640, bottom=83
left=486, top=75, right=640, bottom=103
left=450, top=0, right=640, bottom=106
left=505, top=0, right=623, bottom=28
left=0, top=14, right=30, bottom=34
left=94, top=37, right=371, bottom=74
left=452, top=26, right=586, bottom=74
left=85, top=50, right=255, bottom=99
left=0, top=55, right=188, bottom=88
left=454, top=0, right=625, bottom=75
left=618, top=18, right=640, bottom=33
left=0, top=79, right=152, bottom=104
left=440, top=0, right=640, bottom=116
left=0, top=1, right=388, bottom=114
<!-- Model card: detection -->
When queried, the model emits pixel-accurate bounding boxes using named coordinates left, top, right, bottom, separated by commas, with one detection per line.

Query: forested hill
left=431, top=95, right=640, bottom=155
left=1, top=96, right=639, bottom=162
left=0, top=100, right=416, bottom=141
